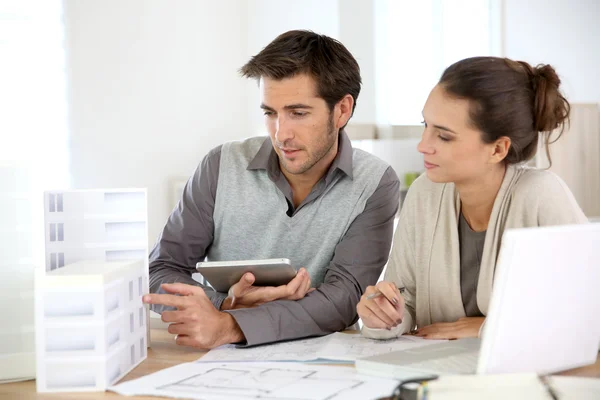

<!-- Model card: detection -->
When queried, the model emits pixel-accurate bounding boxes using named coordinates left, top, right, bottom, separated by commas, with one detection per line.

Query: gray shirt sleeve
left=148, top=145, right=227, bottom=311
left=227, top=166, right=400, bottom=346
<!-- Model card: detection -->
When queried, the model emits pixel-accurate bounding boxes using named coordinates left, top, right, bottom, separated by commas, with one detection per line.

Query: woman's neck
left=456, top=164, right=507, bottom=232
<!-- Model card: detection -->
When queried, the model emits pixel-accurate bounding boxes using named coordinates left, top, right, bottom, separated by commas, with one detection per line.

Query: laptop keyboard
left=407, top=351, right=478, bottom=374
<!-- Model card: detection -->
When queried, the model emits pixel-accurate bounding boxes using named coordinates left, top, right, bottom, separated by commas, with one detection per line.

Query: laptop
left=356, top=223, right=600, bottom=378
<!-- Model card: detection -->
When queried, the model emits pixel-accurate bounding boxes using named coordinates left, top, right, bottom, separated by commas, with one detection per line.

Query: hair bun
left=529, top=63, right=569, bottom=133
left=532, top=64, right=561, bottom=93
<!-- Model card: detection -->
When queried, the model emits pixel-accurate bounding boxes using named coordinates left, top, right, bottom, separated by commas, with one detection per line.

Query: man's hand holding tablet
left=195, top=258, right=314, bottom=310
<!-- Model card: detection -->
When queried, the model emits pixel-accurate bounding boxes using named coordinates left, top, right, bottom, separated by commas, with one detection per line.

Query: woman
left=358, top=57, right=587, bottom=340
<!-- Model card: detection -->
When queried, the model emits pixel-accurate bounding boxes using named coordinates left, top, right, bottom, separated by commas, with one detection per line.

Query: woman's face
left=418, top=84, right=500, bottom=185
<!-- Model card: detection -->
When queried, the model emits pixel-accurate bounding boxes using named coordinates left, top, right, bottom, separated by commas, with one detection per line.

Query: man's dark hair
left=240, top=30, right=361, bottom=122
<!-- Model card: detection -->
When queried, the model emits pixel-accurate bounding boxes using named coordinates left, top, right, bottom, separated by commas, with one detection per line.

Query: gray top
left=149, top=132, right=400, bottom=346
left=207, top=136, right=389, bottom=287
left=458, top=213, right=485, bottom=317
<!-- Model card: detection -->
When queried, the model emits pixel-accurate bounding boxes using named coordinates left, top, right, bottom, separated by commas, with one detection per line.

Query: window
left=0, top=0, right=69, bottom=380
left=48, top=193, right=64, bottom=212
left=49, top=223, right=64, bottom=242
left=0, top=1, right=70, bottom=175
left=375, top=0, right=501, bottom=125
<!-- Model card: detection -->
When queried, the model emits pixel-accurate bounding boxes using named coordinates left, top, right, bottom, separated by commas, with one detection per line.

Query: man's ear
left=335, top=94, right=354, bottom=130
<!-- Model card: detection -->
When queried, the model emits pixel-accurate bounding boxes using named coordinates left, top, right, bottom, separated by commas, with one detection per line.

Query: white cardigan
left=363, top=165, right=588, bottom=339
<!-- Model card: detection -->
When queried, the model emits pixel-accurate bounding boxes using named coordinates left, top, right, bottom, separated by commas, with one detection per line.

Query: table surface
left=2, top=329, right=599, bottom=399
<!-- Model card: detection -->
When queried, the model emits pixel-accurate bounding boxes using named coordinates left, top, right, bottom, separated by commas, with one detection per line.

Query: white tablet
left=195, top=258, right=297, bottom=293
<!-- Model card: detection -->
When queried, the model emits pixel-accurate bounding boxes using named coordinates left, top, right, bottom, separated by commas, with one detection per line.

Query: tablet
left=195, top=258, right=297, bottom=292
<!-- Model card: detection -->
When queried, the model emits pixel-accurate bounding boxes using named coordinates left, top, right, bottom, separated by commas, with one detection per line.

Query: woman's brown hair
left=439, top=57, right=570, bottom=166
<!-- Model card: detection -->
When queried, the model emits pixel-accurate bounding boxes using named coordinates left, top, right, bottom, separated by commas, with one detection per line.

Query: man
left=144, top=30, right=400, bottom=348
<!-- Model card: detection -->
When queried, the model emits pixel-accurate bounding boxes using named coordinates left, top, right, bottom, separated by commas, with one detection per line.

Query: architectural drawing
left=199, top=335, right=332, bottom=362
left=317, top=332, right=447, bottom=361
left=110, top=361, right=399, bottom=400
left=199, top=332, right=445, bottom=363
left=35, top=259, right=148, bottom=392
left=160, top=366, right=362, bottom=399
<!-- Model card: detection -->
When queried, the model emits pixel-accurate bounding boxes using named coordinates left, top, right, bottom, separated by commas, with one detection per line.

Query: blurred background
left=1, top=0, right=599, bottom=381
left=2, top=0, right=599, bottom=252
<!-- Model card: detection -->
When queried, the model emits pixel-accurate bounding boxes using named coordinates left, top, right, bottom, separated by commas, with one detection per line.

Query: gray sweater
left=149, top=132, right=400, bottom=346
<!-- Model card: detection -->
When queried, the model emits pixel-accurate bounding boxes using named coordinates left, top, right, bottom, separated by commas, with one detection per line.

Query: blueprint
left=199, top=332, right=446, bottom=363
left=317, top=332, right=447, bottom=361
left=110, top=361, right=399, bottom=400
left=199, top=335, right=332, bottom=362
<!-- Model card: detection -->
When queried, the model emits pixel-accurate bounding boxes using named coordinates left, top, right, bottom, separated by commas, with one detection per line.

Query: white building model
left=43, top=189, right=148, bottom=271
left=36, top=188, right=150, bottom=392
left=35, top=260, right=147, bottom=392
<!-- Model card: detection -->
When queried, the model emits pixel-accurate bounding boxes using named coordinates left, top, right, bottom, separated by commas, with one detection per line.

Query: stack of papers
left=550, top=376, right=600, bottom=400
left=110, top=361, right=399, bottom=400
left=318, top=332, right=446, bottom=362
left=110, top=333, right=600, bottom=400
left=198, top=335, right=331, bottom=363
left=199, top=332, right=446, bottom=363
left=110, top=333, right=443, bottom=399
left=423, top=374, right=600, bottom=400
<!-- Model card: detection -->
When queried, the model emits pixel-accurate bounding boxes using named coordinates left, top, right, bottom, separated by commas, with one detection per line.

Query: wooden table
left=2, top=329, right=599, bottom=399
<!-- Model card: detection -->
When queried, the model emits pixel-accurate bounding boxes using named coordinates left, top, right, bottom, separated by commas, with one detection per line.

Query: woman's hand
left=413, top=317, right=485, bottom=339
left=357, top=281, right=404, bottom=330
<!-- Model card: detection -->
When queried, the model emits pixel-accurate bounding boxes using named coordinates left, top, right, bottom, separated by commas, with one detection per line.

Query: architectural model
left=43, top=189, right=148, bottom=271
left=35, top=259, right=147, bottom=392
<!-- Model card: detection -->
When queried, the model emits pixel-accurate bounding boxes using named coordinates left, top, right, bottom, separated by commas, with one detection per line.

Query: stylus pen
left=366, top=287, right=405, bottom=300
left=538, top=375, right=559, bottom=400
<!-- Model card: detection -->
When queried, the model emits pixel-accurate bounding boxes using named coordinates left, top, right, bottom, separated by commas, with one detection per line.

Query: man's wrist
left=220, top=312, right=245, bottom=344
left=220, top=297, right=233, bottom=311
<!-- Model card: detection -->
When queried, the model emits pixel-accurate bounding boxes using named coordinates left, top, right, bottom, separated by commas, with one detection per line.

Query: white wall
left=65, top=1, right=346, bottom=248
left=339, top=0, right=376, bottom=124
left=243, top=0, right=381, bottom=128
left=65, top=0, right=251, bottom=248
left=245, top=0, right=339, bottom=55
left=65, top=0, right=600, bottom=249
left=245, top=0, right=340, bottom=135
left=504, top=0, right=600, bottom=103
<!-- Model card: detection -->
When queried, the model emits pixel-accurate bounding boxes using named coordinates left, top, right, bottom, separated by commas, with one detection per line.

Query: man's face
left=259, top=74, right=338, bottom=176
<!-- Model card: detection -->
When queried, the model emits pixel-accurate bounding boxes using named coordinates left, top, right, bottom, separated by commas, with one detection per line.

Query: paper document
left=200, top=332, right=446, bottom=363
left=110, top=361, right=400, bottom=400
left=199, top=335, right=332, bottom=362
left=317, top=332, right=447, bottom=361
left=550, top=376, right=600, bottom=400
left=425, top=374, right=552, bottom=400
left=422, top=374, right=600, bottom=400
